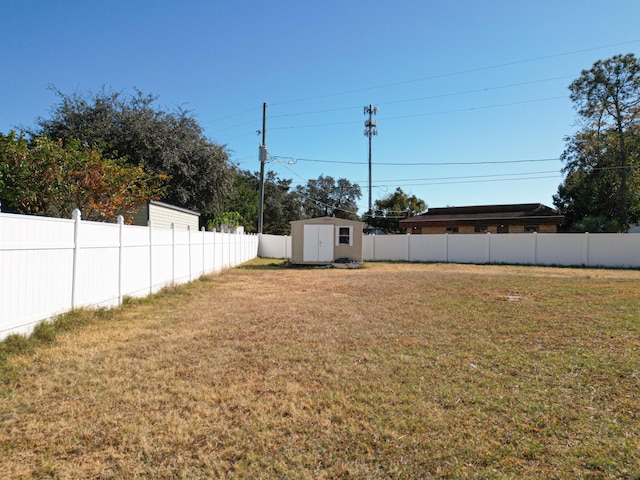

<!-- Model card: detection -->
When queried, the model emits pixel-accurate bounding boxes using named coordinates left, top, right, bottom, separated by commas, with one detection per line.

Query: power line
left=277, top=163, right=638, bottom=187
left=272, top=155, right=561, bottom=166
left=211, top=75, right=574, bottom=141
left=206, top=106, right=262, bottom=124
left=275, top=162, right=559, bottom=217
left=268, top=39, right=640, bottom=106
left=269, top=74, right=575, bottom=119
left=211, top=119, right=260, bottom=133
left=269, top=95, right=566, bottom=130
left=212, top=75, right=576, bottom=138
left=357, top=169, right=562, bottom=184
left=204, top=39, right=638, bottom=133
left=378, top=76, right=574, bottom=107
left=372, top=174, right=562, bottom=188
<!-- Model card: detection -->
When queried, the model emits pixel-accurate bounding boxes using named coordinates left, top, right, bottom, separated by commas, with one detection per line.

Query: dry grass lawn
left=1, top=260, right=639, bottom=479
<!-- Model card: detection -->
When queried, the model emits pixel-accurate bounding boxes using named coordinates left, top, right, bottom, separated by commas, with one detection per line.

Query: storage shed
left=290, top=217, right=364, bottom=265
left=132, top=200, right=200, bottom=229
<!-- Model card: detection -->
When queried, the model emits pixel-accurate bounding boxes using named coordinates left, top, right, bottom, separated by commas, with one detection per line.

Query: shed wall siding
left=149, top=204, right=199, bottom=230
left=290, top=221, right=305, bottom=264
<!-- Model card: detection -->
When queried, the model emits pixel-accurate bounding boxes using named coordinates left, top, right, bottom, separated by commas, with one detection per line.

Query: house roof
left=399, top=203, right=565, bottom=227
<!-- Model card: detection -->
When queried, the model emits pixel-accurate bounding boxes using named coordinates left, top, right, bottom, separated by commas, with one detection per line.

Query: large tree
left=223, top=169, right=302, bottom=235
left=0, top=131, right=166, bottom=222
left=34, top=87, right=233, bottom=222
left=368, top=187, right=427, bottom=233
left=554, top=54, right=640, bottom=231
left=296, top=175, right=361, bottom=220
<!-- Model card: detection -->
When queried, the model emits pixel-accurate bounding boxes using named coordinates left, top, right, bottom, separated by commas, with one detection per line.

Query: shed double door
left=303, top=225, right=334, bottom=262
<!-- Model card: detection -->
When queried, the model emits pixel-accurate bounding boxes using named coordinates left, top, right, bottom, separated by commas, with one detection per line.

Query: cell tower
left=364, top=105, right=378, bottom=217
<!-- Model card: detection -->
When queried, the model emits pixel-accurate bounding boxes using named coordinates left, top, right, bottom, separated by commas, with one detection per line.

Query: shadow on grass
left=237, top=258, right=291, bottom=270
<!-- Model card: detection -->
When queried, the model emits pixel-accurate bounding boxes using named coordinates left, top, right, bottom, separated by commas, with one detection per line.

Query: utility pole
left=258, top=102, right=267, bottom=234
left=363, top=105, right=378, bottom=218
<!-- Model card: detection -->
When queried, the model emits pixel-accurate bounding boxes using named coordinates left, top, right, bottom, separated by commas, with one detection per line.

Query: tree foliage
left=554, top=54, right=640, bottom=231
left=296, top=175, right=361, bottom=221
left=0, top=131, right=166, bottom=222
left=367, top=187, right=427, bottom=233
left=223, top=169, right=301, bottom=235
left=33, top=87, right=233, bottom=221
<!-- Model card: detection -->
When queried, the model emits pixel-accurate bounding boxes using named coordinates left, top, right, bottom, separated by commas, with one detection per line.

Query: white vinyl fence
left=0, top=211, right=258, bottom=340
left=363, top=233, right=640, bottom=267
left=258, top=232, right=640, bottom=269
left=258, top=233, right=292, bottom=259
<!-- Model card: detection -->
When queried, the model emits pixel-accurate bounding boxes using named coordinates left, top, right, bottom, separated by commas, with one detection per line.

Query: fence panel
left=75, top=219, right=121, bottom=309
left=408, top=235, right=447, bottom=262
left=1, top=214, right=75, bottom=337
left=120, top=225, right=151, bottom=298
left=370, top=235, right=409, bottom=261
left=149, top=227, right=173, bottom=292
left=536, top=234, right=588, bottom=266
left=173, top=228, right=191, bottom=284
left=489, top=234, right=537, bottom=265
left=587, top=234, right=640, bottom=268
left=362, top=235, right=374, bottom=260
left=1, top=212, right=258, bottom=340
left=447, top=234, right=489, bottom=264
left=211, top=232, right=224, bottom=273
left=258, top=234, right=291, bottom=259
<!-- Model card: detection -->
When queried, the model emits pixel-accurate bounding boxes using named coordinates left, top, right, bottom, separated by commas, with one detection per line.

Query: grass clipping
left=1, top=260, right=639, bottom=479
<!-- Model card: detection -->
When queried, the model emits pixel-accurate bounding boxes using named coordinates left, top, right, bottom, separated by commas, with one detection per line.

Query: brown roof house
left=290, top=217, right=364, bottom=265
left=400, top=203, right=565, bottom=234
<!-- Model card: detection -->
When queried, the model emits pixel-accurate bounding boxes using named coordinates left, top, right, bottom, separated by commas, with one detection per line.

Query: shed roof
left=150, top=200, right=200, bottom=217
left=290, top=216, right=363, bottom=227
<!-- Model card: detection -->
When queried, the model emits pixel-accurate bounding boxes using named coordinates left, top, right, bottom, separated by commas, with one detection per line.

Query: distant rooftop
left=400, top=203, right=565, bottom=226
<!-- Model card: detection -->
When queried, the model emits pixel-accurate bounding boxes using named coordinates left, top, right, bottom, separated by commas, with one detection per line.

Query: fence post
left=171, top=223, right=176, bottom=284
left=201, top=227, right=206, bottom=276
left=585, top=232, right=590, bottom=266
left=213, top=231, right=217, bottom=273
left=71, top=209, right=81, bottom=308
left=445, top=233, right=449, bottom=263
left=148, top=220, right=154, bottom=294
left=533, top=231, right=538, bottom=265
left=372, top=235, right=376, bottom=261
left=117, top=215, right=124, bottom=305
left=487, top=232, right=491, bottom=264
left=188, top=225, right=192, bottom=281
left=407, top=234, right=411, bottom=262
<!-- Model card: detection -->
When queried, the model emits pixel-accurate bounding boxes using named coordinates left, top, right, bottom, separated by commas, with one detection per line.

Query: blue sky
left=2, top=1, right=639, bottom=215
